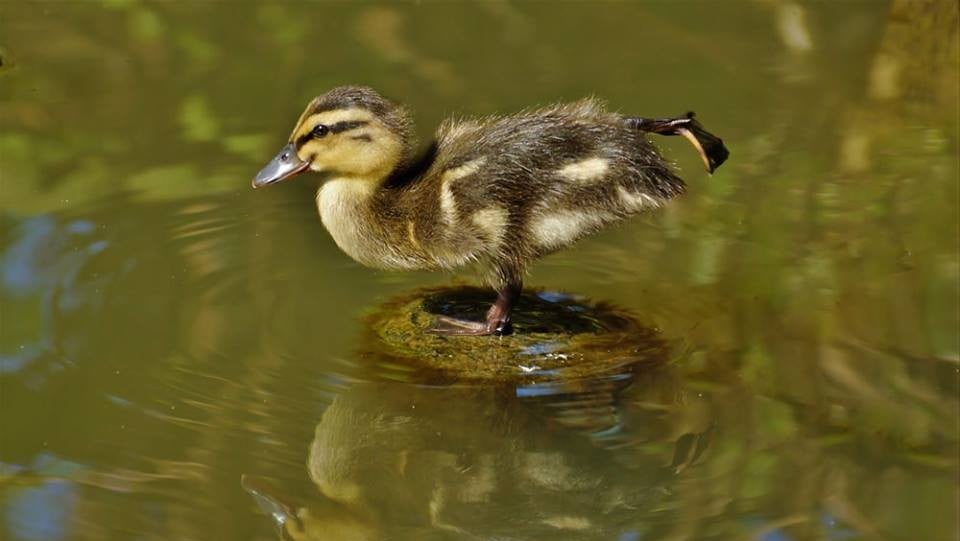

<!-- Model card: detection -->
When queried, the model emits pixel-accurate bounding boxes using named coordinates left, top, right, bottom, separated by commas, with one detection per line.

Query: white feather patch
left=617, top=185, right=663, bottom=210
left=530, top=211, right=600, bottom=249
left=557, top=157, right=609, bottom=184
left=471, top=206, right=509, bottom=246
left=440, top=158, right=486, bottom=224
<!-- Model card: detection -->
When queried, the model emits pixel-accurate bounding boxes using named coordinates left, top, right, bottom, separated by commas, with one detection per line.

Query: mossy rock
left=363, top=286, right=668, bottom=384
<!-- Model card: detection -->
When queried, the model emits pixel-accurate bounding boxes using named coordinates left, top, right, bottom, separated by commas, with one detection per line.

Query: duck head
left=253, top=86, right=412, bottom=188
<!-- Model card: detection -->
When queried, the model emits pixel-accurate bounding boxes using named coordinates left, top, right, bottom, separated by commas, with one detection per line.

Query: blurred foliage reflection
left=0, top=1, right=957, bottom=540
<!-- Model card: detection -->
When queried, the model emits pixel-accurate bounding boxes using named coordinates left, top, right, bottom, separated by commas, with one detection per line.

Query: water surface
left=1, top=2, right=958, bottom=540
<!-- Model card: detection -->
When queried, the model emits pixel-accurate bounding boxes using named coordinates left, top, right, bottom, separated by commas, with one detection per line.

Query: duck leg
left=428, top=282, right=522, bottom=336
left=625, top=112, right=730, bottom=173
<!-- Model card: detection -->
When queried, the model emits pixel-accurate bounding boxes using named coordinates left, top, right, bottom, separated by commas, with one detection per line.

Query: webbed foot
left=625, top=112, right=729, bottom=173
left=426, top=281, right=520, bottom=337
left=427, top=315, right=513, bottom=336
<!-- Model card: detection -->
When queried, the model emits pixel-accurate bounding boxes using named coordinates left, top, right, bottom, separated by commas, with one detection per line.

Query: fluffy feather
left=255, top=86, right=727, bottom=335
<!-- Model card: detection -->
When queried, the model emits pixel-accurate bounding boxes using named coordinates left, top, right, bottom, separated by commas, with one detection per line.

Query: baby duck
left=253, top=86, right=728, bottom=336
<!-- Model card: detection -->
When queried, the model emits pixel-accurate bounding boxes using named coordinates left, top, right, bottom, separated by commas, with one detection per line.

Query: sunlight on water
left=1, top=2, right=957, bottom=540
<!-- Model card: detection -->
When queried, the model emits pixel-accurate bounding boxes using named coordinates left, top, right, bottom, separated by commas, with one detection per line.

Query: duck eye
left=312, top=124, right=329, bottom=138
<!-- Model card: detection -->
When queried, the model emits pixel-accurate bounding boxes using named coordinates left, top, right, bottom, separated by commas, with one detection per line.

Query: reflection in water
left=244, top=313, right=712, bottom=540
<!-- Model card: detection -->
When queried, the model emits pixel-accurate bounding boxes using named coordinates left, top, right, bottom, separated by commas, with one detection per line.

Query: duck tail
left=625, top=112, right=729, bottom=173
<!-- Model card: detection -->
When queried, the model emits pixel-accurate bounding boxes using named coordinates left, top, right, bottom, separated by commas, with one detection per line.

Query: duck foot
left=427, top=315, right=512, bottom=336
left=426, top=281, right=520, bottom=336
left=625, top=112, right=729, bottom=173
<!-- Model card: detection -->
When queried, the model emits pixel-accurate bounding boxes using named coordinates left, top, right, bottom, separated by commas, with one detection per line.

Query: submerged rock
left=364, top=286, right=668, bottom=384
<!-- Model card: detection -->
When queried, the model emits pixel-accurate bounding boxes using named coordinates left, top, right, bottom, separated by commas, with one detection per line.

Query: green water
left=1, top=2, right=958, bottom=540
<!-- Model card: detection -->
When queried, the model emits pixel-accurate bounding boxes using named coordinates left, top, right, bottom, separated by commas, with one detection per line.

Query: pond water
left=1, top=2, right=958, bottom=540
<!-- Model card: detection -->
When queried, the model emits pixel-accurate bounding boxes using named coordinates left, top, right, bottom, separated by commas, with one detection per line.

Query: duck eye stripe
left=329, top=120, right=369, bottom=134
left=293, top=120, right=371, bottom=148
left=294, top=132, right=313, bottom=148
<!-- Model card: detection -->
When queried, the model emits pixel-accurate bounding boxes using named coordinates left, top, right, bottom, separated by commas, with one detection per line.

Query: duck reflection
left=245, top=289, right=713, bottom=541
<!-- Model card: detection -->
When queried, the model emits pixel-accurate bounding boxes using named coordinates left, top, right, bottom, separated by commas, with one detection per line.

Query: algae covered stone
left=364, top=286, right=668, bottom=383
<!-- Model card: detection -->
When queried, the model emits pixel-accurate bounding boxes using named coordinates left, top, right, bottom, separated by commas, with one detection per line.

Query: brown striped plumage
left=253, top=86, right=728, bottom=335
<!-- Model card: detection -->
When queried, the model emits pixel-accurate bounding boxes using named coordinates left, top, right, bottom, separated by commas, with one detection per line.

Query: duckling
left=253, top=86, right=728, bottom=336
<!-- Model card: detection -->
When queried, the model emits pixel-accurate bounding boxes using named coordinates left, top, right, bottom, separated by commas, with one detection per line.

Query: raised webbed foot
left=625, top=112, right=729, bottom=173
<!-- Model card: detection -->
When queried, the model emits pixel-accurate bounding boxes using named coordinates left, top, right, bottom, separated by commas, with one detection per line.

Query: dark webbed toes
left=624, top=113, right=729, bottom=173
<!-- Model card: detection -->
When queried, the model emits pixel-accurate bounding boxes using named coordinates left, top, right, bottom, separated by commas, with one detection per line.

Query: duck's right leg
left=427, top=281, right=522, bottom=336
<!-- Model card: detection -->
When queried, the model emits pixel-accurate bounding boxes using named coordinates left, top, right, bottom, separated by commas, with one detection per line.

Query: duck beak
left=253, top=143, right=310, bottom=188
